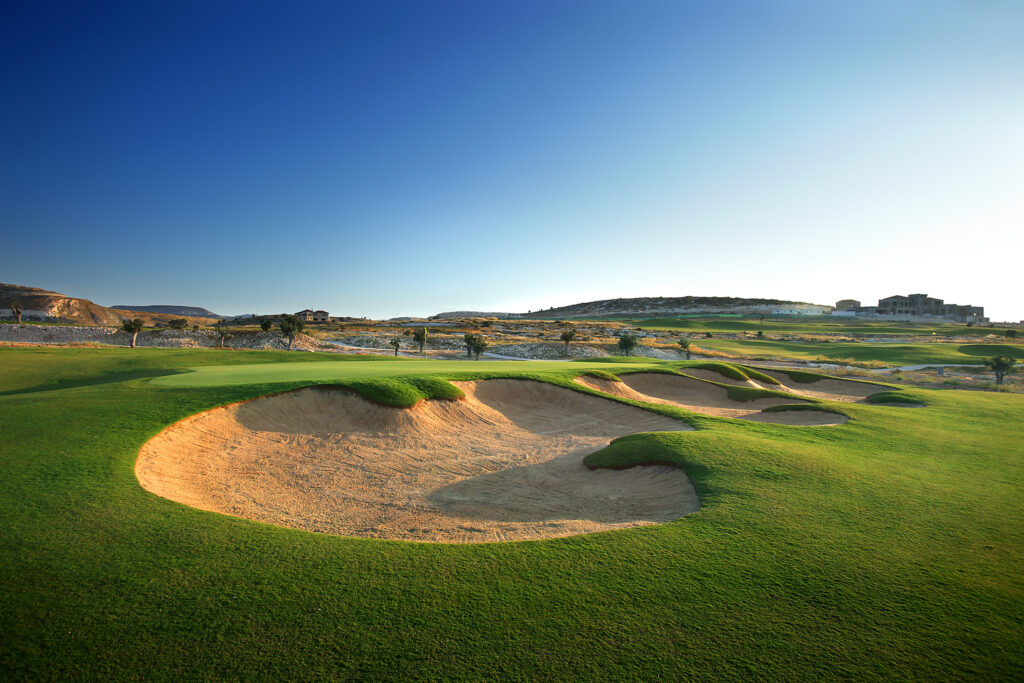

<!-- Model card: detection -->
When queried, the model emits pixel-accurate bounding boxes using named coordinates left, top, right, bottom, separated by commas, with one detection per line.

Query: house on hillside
left=872, top=294, right=985, bottom=322
left=835, top=299, right=860, bottom=311
left=295, top=309, right=329, bottom=322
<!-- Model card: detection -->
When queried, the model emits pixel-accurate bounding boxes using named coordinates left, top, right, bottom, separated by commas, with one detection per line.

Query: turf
left=1, top=346, right=1022, bottom=680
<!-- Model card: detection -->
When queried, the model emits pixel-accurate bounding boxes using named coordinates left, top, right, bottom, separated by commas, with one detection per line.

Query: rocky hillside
left=112, top=304, right=224, bottom=318
left=516, top=296, right=829, bottom=319
left=0, top=283, right=219, bottom=326
left=432, top=296, right=831, bottom=320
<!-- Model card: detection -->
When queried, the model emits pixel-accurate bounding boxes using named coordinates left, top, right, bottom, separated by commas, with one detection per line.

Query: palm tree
left=560, top=329, right=576, bottom=356
left=389, top=337, right=402, bottom=356
left=279, top=315, right=305, bottom=351
left=984, top=355, right=1016, bottom=385
left=121, top=318, right=144, bottom=348
left=10, top=302, right=23, bottom=323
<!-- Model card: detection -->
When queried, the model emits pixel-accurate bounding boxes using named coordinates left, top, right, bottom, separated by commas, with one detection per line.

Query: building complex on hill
left=833, top=294, right=985, bottom=323
left=295, top=309, right=329, bottom=322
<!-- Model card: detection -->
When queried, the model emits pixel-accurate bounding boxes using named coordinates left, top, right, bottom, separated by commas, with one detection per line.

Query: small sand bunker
left=575, top=373, right=848, bottom=426
left=136, top=380, right=698, bottom=543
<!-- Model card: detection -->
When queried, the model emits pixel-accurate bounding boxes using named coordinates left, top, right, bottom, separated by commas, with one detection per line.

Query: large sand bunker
left=575, top=373, right=848, bottom=426
left=136, top=380, right=698, bottom=543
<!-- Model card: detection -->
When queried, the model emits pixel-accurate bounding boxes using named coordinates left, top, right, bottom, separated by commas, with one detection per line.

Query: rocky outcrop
left=0, top=324, right=333, bottom=352
left=0, top=283, right=220, bottom=326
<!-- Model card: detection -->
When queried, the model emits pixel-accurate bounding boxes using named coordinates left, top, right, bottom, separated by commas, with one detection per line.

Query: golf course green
left=2, top=346, right=1022, bottom=679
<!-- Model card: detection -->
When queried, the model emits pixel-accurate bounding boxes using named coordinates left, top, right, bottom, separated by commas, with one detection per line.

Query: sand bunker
left=750, top=370, right=889, bottom=402
left=136, top=380, right=698, bottom=543
left=575, top=373, right=848, bottom=426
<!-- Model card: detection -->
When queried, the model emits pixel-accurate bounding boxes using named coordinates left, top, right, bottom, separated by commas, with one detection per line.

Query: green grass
left=1, top=346, right=1023, bottom=679
left=696, top=339, right=1024, bottom=366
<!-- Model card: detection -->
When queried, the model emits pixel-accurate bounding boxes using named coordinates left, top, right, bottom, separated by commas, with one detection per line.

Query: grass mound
left=339, top=377, right=464, bottom=407
left=575, top=356, right=658, bottom=364
left=774, top=368, right=829, bottom=383
left=734, top=365, right=782, bottom=385
left=581, top=369, right=621, bottom=382
left=684, top=361, right=784, bottom=386
left=761, top=403, right=847, bottom=416
left=584, top=431, right=696, bottom=470
left=684, top=361, right=747, bottom=381
left=865, top=391, right=925, bottom=405
left=724, top=385, right=806, bottom=403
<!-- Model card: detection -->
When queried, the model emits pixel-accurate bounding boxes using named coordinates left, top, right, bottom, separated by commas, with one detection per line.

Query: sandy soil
left=136, top=380, right=699, bottom=543
left=574, top=374, right=847, bottom=426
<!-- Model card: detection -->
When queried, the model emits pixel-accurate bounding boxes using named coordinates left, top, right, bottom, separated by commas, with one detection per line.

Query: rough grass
left=1, top=347, right=1022, bottom=680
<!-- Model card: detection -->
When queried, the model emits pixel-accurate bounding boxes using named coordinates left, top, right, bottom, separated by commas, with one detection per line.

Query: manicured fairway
left=1, top=347, right=1023, bottom=679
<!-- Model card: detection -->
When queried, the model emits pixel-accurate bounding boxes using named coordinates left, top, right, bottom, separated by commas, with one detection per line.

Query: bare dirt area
left=575, top=373, right=849, bottom=426
left=136, top=380, right=699, bottom=543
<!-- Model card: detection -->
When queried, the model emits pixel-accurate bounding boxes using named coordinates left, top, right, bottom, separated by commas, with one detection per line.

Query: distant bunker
left=136, top=380, right=701, bottom=543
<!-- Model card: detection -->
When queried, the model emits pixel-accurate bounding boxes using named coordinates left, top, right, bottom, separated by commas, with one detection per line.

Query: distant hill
left=0, top=282, right=220, bottom=326
left=112, top=305, right=224, bottom=318
left=434, top=296, right=831, bottom=320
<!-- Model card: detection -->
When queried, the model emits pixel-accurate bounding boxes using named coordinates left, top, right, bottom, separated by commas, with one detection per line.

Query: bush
left=168, top=318, right=188, bottom=330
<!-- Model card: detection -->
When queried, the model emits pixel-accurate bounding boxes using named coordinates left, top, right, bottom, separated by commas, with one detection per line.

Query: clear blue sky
left=3, top=1, right=1022, bottom=320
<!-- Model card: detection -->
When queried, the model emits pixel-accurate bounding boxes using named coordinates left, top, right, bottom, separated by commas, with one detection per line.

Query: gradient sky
left=3, top=1, right=1022, bottom=320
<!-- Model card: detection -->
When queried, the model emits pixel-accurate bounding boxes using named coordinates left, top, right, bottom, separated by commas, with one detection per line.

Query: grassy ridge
left=631, top=316, right=1016, bottom=337
left=695, top=339, right=1024, bottom=365
left=1, top=347, right=1022, bottom=679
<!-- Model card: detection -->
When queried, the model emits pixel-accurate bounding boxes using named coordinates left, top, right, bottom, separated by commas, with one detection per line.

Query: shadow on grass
left=0, top=369, right=187, bottom=396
